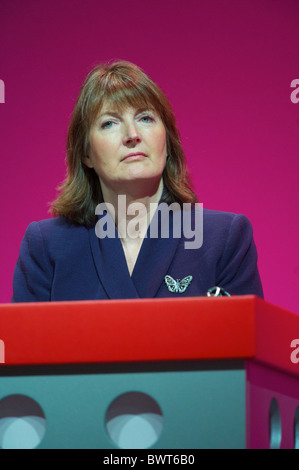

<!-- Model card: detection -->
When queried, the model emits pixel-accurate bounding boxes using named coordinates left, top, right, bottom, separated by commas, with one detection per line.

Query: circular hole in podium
left=105, top=391, right=163, bottom=449
left=0, top=394, right=46, bottom=449
left=269, top=397, right=281, bottom=449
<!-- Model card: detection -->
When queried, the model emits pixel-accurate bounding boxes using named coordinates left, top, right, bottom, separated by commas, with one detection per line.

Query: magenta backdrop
left=1, top=0, right=298, bottom=313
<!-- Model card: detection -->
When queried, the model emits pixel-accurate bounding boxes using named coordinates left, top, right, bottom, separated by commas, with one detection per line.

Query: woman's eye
left=101, top=120, right=114, bottom=129
left=140, top=115, right=154, bottom=123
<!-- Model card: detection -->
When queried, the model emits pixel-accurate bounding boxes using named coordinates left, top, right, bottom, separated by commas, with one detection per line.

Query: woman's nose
left=123, top=122, right=142, bottom=147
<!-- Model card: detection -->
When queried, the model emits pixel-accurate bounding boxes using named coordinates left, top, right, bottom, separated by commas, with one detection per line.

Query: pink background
left=1, top=0, right=298, bottom=313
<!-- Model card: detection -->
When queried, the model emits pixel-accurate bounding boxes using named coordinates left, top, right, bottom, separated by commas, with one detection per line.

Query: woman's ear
left=82, top=154, right=94, bottom=168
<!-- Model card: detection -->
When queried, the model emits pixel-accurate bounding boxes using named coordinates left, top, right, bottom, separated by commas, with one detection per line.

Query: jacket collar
left=89, top=219, right=139, bottom=300
left=88, top=204, right=181, bottom=299
left=131, top=208, right=181, bottom=297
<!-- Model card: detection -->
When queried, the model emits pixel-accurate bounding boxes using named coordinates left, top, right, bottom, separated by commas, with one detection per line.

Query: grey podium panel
left=0, top=361, right=245, bottom=449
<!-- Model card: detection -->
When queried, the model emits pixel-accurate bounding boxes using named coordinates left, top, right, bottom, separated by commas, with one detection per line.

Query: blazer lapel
left=132, top=208, right=181, bottom=298
left=88, top=197, right=185, bottom=299
left=88, top=219, right=139, bottom=300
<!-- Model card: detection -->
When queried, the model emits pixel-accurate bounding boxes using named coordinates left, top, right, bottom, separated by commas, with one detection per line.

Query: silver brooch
left=164, top=275, right=193, bottom=293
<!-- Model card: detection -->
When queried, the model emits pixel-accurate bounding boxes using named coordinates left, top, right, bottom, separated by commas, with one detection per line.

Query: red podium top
left=0, top=296, right=298, bottom=377
left=0, top=296, right=255, bottom=365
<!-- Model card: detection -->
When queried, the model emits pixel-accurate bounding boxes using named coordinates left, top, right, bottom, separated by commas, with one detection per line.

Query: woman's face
left=85, top=102, right=167, bottom=194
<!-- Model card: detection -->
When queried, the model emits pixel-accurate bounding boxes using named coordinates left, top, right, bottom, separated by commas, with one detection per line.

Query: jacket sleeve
left=216, top=214, right=264, bottom=298
left=11, top=222, right=53, bottom=302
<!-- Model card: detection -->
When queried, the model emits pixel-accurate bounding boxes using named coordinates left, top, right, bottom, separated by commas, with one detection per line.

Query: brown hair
left=51, top=61, right=198, bottom=225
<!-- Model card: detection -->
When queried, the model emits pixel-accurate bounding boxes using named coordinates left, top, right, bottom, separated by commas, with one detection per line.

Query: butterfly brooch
left=164, top=275, right=193, bottom=293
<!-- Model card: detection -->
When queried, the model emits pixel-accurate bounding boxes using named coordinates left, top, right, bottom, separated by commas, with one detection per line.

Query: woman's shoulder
left=202, top=207, right=247, bottom=219
left=200, top=208, right=254, bottom=244
left=27, top=216, right=89, bottom=232
left=23, top=216, right=90, bottom=247
left=202, top=207, right=252, bottom=227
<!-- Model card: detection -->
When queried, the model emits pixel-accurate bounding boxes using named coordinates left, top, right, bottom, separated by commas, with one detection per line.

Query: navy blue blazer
left=12, top=208, right=263, bottom=302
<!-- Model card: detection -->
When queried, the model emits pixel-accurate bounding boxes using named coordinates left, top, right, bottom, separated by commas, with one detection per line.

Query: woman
left=12, top=61, right=263, bottom=302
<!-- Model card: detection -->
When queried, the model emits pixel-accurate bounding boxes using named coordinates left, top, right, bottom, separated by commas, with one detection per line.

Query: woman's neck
left=101, top=178, right=164, bottom=240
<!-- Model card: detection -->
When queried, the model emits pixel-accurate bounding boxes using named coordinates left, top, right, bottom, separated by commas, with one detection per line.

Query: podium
left=0, top=296, right=298, bottom=449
